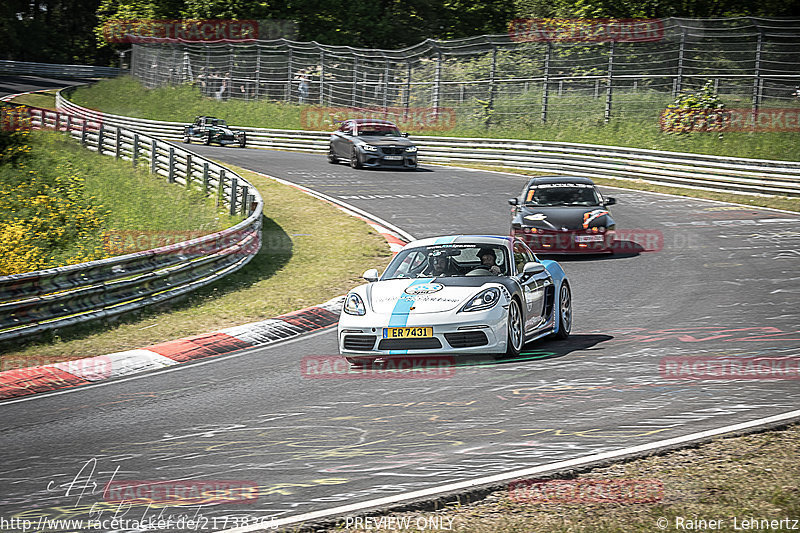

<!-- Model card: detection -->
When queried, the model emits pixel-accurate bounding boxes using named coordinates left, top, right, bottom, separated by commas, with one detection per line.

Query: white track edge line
left=222, top=408, right=800, bottom=532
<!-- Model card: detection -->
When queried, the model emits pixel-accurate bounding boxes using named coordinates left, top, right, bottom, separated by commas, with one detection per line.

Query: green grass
left=0, top=163, right=393, bottom=363
left=10, top=90, right=58, bottom=110
left=70, top=76, right=800, bottom=161
left=317, top=424, right=800, bottom=533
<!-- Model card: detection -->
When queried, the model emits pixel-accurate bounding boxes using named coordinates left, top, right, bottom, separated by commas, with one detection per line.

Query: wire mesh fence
left=130, top=17, right=800, bottom=127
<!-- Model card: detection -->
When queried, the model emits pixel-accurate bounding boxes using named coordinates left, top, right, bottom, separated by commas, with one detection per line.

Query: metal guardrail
left=0, top=60, right=120, bottom=78
left=56, top=90, right=800, bottom=197
left=0, top=103, right=263, bottom=344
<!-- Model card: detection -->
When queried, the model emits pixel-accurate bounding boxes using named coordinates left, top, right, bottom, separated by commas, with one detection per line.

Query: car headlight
left=361, top=144, right=378, bottom=152
left=405, top=146, right=418, bottom=153
left=459, top=287, right=501, bottom=313
left=343, top=293, right=366, bottom=316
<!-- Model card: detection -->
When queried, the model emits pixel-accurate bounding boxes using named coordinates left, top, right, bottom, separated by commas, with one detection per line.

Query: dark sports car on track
left=338, top=235, right=571, bottom=365
left=328, top=119, right=418, bottom=169
left=510, top=176, right=617, bottom=253
left=183, top=116, right=246, bottom=147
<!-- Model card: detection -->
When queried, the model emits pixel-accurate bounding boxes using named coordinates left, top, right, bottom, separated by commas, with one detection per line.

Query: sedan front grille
left=444, top=331, right=489, bottom=348
left=380, top=147, right=405, bottom=155
left=377, top=338, right=442, bottom=350
left=343, top=335, right=376, bottom=351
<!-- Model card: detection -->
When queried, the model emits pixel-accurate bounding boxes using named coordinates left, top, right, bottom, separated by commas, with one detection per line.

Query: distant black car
left=183, top=116, right=246, bottom=147
left=328, top=119, right=417, bottom=169
left=509, top=176, right=617, bottom=253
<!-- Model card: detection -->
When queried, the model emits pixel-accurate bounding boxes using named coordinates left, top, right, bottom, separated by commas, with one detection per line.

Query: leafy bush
left=660, top=81, right=727, bottom=135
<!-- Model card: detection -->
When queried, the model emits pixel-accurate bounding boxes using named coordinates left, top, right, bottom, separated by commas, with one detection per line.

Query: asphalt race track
left=1, top=85, right=799, bottom=530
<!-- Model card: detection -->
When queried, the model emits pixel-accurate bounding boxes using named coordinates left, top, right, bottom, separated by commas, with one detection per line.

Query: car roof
left=402, top=235, right=514, bottom=250
left=345, top=119, right=398, bottom=126
left=525, top=176, right=596, bottom=186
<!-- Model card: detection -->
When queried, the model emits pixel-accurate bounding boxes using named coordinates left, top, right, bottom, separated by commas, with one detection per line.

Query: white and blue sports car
left=338, top=235, right=571, bottom=364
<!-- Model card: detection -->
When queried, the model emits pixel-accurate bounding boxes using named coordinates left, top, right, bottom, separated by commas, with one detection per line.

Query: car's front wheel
left=505, top=298, right=524, bottom=357
left=183, top=128, right=191, bottom=144
left=552, top=283, right=572, bottom=340
left=350, top=148, right=362, bottom=169
left=203, top=131, right=211, bottom=145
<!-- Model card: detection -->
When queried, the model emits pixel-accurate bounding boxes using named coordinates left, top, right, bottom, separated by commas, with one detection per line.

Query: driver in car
left=424, top=254, right=454, bottom=277
left=477, top=248, right=502, bottom=275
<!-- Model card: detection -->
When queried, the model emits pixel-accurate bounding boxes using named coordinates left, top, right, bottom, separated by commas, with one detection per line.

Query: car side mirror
left=363, top=268, right=379, bottom=282
left=402, top=132, right=409, bottom=137
left=508, top=198, right=518, bottom=206
left=604, top=197, right=616, bottom=206
left=521, top=262, right=546, bottom=279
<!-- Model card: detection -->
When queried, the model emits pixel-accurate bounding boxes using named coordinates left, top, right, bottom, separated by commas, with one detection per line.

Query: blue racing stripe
left=386, top=278, right=434, bottom=354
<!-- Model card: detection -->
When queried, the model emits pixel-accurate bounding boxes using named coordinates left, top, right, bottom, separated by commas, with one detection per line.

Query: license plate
left=383, top=327, right=433, bottom=339
left=575, top=235, right=604, bottom=243
left=383, top=155, right=403, bottom=160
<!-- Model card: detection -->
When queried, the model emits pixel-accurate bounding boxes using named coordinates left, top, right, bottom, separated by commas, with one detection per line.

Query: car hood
left=356, top=136, right=414, bottom=147
left=366, top=278, right=494, bottom=314
left=519, top=206, right=612, bottom=230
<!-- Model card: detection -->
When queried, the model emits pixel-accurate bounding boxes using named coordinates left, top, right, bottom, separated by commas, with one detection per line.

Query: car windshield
left=356, top=124, right=401, bottom=136
left=381, top=243, right=509, bottom=279
left=525, top=184, right=601, bottom=206
left=212, top=119, right=227, bottom=127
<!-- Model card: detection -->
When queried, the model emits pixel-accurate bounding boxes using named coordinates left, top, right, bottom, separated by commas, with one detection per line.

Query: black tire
left=552, top=283, right=572, bottom=340
left=327, top=147, right=338, bottom=164
left=238, top=132, right=246, bottom=148
left=350, top=148, right=362, bottom=169
left=203, top=131, right=211, bottom=145
left=183, top=128, right=191, bottom=144
left=504, top=298, right=524, bottom=357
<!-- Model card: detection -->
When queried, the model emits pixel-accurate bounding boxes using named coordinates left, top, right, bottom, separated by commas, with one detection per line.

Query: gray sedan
left=328, top=119, right=418, bottom=169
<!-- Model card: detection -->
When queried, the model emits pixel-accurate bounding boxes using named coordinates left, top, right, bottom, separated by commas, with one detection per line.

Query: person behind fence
left=296, top=71, right=310, bottom=103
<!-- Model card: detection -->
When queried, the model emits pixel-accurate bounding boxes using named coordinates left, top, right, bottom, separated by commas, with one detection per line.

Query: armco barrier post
left=150, top=140, right=157, bottom=174
left=97, top=126, right=105, bottom=154
left=240, top=184, right=249, bottom=215
left=203, top=162, right=210, bottom=194
left=168, top=147, right=175, bottom=183
left=81, top=122, right=87, bottom=146
left=217, top=169, right=226, bottom=207
left=229, top=177, right=238, bottom=215
left=115, top=127, right=121, bottom=159
left=185, top=153, right=192, bottom=188
left=132, top=133, right=139, bottom=167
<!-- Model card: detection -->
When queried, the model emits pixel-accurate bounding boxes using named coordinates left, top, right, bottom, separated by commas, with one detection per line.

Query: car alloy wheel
left=505, top=298, right=524, bottom=356
left=183, top=129, right=191, bottom=144
left=350, top=148, right=362, bottom=169
left=203, top=132, right=211, bottom=145
left=553, top=283, right=572, bottom=339
left=327, top=147, right=338, bottom=164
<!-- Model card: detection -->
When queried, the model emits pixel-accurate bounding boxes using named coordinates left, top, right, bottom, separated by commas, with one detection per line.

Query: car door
left=513, top=239, right=548, bottom=333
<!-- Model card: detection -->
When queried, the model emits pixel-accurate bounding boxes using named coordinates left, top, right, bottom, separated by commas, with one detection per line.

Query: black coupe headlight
left=459, top=288, right=501, bottom=313
left=361, top=144, right=378, bottom=152
left=405, top=146, right=418, bottom=153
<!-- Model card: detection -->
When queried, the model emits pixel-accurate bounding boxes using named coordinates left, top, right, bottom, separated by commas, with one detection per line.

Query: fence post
left=383, top=57, right=390, bottom=109
left=132, top=134, right=139, bottom=167
left=594, top=78, right=600, bottom=98
left=752, top=30, right=763, bottom=113
left=433, top=49, right=442, bottom=111
left=115, top=127, right=121, bottom=159
left=255, top=46, right=262, bottom=99
left=675, top=28, right=686, bottom=97
left=604, top=41, right=615, bottom=123
left=541, top=43, right=551, bottom=123
left=229, top=176, right=238, bottom=216
left=286, top=47, right=293, bottom=102
left=203, top=162, right=210, bottom=194
left=217, top=168, right=226, bottom=207
left=65, top=114, right=71, bottom=134
left=240, top=184, right=249, bottom=215
left=81, top=122, right=87, bottom=146
left=168, top=147, right=175, bottom=183
left=97, top=126, right=105, bottom=154
left=404, top=61, right=412, bottom=116
left=319, top=48, right=325, bottom=106
left=150, top=139, right=157, bottom=174
left=351, top=55, right=359, bottom=107
left=487, top=45, right=497, bottom=124
left=185, top=153, right=192, bottom=188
